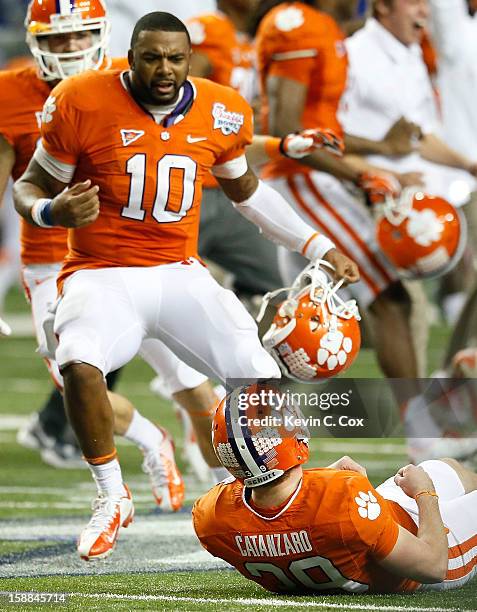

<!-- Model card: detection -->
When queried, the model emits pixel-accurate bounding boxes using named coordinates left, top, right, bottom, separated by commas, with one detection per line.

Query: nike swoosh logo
left=104, top=525, right=118, bottom=544
left=187, top=135, right=207, bottom=143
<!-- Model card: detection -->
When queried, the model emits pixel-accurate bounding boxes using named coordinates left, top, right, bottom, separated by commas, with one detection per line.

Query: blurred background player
left=337, top=0, right=477, bottom=457
left=253, top=0, right=426, bottom=401
left=194, top=388, right=477, bottom=594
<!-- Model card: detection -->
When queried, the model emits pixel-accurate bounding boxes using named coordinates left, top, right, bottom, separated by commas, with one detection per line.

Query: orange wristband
left=264, top=136, right=282, bottom=161
left=414, top=490, right=439, bottom=500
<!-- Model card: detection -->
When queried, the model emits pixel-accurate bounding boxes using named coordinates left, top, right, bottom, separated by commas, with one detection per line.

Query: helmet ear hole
left=309, top=316, right=320, bottom=332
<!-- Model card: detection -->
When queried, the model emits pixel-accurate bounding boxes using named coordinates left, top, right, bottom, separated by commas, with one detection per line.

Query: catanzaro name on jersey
left=235, top=530, right=313, bottom=557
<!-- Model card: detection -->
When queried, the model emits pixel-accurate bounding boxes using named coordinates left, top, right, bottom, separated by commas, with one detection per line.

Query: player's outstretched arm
left=377, top=465, right=448, bottom=584
left=13, top=159, right=99, bottom=229
left=216, top=166, right=359, bottom=284
left=246, top=130, right=344, bottom=168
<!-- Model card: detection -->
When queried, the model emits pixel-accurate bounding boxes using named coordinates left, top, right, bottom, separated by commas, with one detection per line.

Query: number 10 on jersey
left=121, top=153, right=198, bottom=223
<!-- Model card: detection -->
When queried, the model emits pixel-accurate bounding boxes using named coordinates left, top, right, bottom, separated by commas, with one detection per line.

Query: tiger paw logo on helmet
left=376, top=189, right=466, bottom=279
left=261, top=262, right=361, bottom=382
left=275, top=7, right=304, bottom=32
left=317, top=329, right=354, bottom=371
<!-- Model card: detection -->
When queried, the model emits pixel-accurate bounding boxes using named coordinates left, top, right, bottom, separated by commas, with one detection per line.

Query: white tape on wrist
left=303, top=233, right=336, bottom=261
left=31, top=198, right=54, bottom=228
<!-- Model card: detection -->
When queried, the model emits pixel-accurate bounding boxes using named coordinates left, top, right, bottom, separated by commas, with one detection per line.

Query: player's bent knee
left=234, top=338, right=281, bottom=379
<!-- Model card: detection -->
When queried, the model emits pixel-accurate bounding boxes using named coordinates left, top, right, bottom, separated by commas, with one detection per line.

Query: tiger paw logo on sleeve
left=355, top=491, right=381, bottom=521
left=41, top=95, right=56, bottom=123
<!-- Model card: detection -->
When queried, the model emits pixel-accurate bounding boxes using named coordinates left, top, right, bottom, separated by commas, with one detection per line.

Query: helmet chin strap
left=257, top=260, right=360, bottom=325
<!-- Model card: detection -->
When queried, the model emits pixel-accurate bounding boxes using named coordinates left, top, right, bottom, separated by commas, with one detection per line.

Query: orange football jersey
left=256, top=2, right=348, bottom=179
left=0, top=66, right=67, bottom=265
left=0, top=57, right=128, bottom=266
left=193, top=469, right=420, bottom=594
left=38, top=71, right=253, bottom=290
left=187, top=12, right=256, bottom=189
left=188, top=13, right=256, bottom=101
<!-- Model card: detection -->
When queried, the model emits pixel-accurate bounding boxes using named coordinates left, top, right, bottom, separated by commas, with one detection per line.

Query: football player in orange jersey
left=193, top=387, right=477, bottom=594
left=0, top=0, right=194, bottom=511
left=253, top=0, right=429, bottom=407
left=13, top=11, right=359, bottom=561
left=3, top=1, right=345, bottom=489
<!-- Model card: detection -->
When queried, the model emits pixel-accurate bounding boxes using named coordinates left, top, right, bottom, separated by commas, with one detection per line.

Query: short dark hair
left=130, top=12, right=191, bottom=48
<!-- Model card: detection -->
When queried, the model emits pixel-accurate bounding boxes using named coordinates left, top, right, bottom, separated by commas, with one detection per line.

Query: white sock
left=211, top=467, right=230, bottom=483
left=124, top=409, right=163, bottom=452
left=88, top=458, right=126, bottom=497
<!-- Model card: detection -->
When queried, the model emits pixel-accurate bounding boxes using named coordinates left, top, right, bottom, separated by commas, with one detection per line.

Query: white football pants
left=23, top=262, right=211, bottom=393
left=377, top=459, right=477, bottom=590
left=54, top=259, right=280, bottom=383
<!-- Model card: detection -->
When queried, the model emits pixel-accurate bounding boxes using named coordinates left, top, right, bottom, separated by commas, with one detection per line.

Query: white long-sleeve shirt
left=430, top=0, right=477, bottom=159
left=339, top=17, right=475, bottom=206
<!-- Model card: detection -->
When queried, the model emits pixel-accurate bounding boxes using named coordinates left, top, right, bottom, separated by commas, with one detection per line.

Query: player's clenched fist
left=50, top=180, right=100, bottom=228
left=394, top=464, right=436, bottom=499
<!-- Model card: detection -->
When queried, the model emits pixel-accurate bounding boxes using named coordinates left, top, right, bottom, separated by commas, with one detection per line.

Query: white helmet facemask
left=26, top=13, right=110, bottom=81
left=257, top=260, right=360, bottom=326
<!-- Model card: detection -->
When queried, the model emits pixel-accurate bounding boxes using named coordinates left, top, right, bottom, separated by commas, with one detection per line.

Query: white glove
left=281, top=128, right=344, bottom=159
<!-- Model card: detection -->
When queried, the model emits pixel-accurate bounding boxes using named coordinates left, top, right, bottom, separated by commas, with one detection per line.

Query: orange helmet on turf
left=260, top=262, right=361, bottom=382
left=212, top=383, right=310, bottom=488
left=376, top=189, right=466, bottom=279
left=25, top=0, right=110, bottom=80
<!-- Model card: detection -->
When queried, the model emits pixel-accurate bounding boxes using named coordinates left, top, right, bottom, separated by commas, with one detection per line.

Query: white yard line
left=66, top=592, right=468, bottom=611
left=0, top=415, right=29, bottom=430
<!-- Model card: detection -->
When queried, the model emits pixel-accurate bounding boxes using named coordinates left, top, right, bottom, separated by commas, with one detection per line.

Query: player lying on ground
left=193, top=386, right=477, bottom=593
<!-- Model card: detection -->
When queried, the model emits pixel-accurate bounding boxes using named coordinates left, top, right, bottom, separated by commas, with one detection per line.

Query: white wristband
left=303, top=232, right=335, bottom=261
left=31, top=198, right=54, bottom=228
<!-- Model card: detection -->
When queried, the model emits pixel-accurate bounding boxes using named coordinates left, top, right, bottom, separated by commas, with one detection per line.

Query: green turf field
left=0, top=286, right=475, bottom=611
